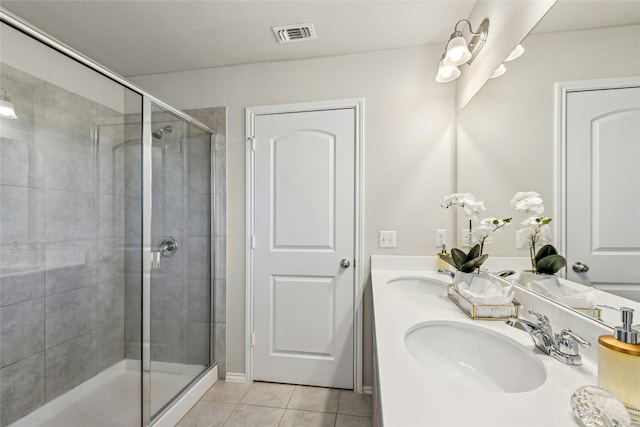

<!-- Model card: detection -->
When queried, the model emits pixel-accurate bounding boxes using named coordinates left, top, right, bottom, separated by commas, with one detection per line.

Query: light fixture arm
left=453, top=19, right=481, bottom=36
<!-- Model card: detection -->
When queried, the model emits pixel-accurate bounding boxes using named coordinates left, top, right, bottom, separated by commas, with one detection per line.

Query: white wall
left=131, top=44, right=457, bottom=383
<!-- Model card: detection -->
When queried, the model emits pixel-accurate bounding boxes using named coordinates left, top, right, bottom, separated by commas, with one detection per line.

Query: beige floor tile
left=287, top=385, right=340, bottom=413
left=223, top=404, right=284, bottom=427
left=337, top=391, right=372, bottom=417
left=201, top=381, right=252, bottom=403
left=279, top=409, right=336, bottom=427
left=240, top=382, right=295, bottom=408
left=335, top=414, right=372, bottom=427
left=176, top=401, right=236, bottom=427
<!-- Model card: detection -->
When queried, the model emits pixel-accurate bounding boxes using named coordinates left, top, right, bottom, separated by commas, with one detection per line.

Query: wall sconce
left=0, top=88, right=18, bottom=119
left=435, top=18, right=489, bottom=83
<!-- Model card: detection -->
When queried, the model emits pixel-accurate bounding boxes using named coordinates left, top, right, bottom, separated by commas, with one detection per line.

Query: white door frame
left=245, top=98, right=365, bottom=391
left=554, top=76, right=640, bottom=278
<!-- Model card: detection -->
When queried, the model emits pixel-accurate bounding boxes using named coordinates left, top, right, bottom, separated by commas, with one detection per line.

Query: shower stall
left=0, top=10, right=218, bottom=427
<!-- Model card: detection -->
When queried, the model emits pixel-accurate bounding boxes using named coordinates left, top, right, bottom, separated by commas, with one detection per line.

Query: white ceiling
left=2, top=0, right=639, bottom=78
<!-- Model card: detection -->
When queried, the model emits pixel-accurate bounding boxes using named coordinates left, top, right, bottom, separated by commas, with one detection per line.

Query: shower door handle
left=159, top=237, right=178, bottom=257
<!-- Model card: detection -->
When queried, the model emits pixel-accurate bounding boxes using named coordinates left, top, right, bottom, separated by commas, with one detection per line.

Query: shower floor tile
left=178, top=381, right=373, bottom=427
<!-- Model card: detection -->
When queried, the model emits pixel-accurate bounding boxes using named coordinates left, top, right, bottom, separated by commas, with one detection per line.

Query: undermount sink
left=405, top=321, right=547, bottom=393
left=387, top=277, right=446, bottom=295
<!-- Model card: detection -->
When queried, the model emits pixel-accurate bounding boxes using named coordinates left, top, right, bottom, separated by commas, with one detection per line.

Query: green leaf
left=451, top=248, right=467, bottom=268
left=535, top=244, right=558, bottom=264
left=459, top=254, right=489, bottom=273
left=439, top=255, right=458, bottom=269
left=466, top=244, right=481, bottom=262
left=536, top=254, right=567, bottom=274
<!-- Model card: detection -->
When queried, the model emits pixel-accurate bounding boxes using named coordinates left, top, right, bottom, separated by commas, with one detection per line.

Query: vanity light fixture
left=0, top=88, right=18, bottom=119
left=490, top=44, right=525, bottom=79
left=435, top=18, right=490, bottom=83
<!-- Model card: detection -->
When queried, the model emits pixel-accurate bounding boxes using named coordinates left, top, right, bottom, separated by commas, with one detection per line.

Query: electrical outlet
left=436, top=229, right=447, bottom=247
left=461, top=229, right=471, bottom=247
left=378, top=230, right=397, bottom=248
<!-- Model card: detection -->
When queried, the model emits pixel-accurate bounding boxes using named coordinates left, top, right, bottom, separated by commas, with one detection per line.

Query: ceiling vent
left=272, top=23, right=317, bottom=44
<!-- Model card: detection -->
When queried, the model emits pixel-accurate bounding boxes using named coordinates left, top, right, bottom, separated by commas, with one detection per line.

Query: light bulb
left=435, top=59, right=461, bottom=83
left=444, top=36, right=471, bottom=66
left=490, top=63, right=507, bottom=79
left=505, top=44, right=525, bottom=62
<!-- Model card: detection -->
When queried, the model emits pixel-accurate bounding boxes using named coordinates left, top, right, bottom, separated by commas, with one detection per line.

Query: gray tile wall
left=185, top=107, right=227, bottom=379
left=0, top=64, right=139, bottom=426
left=123, top=110, right=218, bottom=372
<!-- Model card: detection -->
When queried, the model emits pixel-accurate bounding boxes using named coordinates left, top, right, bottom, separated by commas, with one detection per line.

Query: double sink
left=371, top=263, right=598, bottom=426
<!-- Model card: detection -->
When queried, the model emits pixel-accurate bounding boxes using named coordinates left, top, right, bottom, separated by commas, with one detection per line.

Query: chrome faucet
left=506, top=310, right=590, bottom=366
left=437, top=268, right=455, bottom=279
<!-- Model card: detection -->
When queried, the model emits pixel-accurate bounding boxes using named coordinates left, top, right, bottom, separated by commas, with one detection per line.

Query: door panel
left=272, top=131, right=335, bottom=250
left=566, top=87, right=640, bottom=286
left=253, top=108, right=355, bottom=389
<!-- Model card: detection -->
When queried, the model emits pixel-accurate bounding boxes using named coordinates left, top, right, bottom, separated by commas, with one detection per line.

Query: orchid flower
left=510, top=191, right=545, bottom=216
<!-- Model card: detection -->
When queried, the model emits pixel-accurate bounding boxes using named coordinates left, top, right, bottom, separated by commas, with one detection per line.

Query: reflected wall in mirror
left=456, top=0, right=640, bottom=327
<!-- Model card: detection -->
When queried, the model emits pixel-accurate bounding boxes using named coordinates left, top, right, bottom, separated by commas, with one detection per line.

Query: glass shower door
left=146, top=103, right=212, bottom=420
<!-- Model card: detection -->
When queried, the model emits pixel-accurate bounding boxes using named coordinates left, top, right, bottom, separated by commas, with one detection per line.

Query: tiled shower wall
left=122, top=110, right=215, bottom=367
left=0, top=64, right=136, bottom=426
left=185, top=107, right=227, bottom=378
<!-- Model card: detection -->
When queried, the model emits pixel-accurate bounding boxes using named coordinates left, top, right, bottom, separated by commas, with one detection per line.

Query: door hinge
left=251, top=235, right=256, bottom=249
left=251, top=332, right=256, bottom=347
left=248, top=136, right=256, bottom=151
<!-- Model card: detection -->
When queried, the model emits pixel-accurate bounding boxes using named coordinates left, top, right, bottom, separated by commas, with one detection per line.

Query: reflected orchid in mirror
left=510, top=191, right=545, bottom=215
left=511, top=191, right=565, bottom=273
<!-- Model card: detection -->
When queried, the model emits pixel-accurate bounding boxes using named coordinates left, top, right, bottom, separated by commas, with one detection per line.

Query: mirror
left=457, top=0, right=640, bottom=327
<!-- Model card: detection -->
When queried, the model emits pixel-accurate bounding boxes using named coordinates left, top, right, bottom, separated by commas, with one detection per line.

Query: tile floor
left=177, top=381, right=373, bottom=427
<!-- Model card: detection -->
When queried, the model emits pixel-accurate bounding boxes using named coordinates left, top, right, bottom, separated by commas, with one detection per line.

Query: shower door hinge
left=248, top=136, right=256, bottom=151
left=150, top=251, right=161, bottom=269
left=251, top=333, right=256, bottom=347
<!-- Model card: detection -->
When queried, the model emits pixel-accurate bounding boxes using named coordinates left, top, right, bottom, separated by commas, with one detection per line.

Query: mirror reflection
left=457, top=0, right=640, bottom=327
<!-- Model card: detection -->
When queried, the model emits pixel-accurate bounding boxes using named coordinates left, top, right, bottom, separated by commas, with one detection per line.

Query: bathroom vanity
left=370, top=255, right=620, bottom=427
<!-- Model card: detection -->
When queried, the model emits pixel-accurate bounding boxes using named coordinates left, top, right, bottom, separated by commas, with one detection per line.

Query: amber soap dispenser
left=598, top=306, right=640, bottom=422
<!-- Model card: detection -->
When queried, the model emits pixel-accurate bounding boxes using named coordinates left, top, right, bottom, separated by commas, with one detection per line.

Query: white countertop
left=371, top=256, right=598, bottom=427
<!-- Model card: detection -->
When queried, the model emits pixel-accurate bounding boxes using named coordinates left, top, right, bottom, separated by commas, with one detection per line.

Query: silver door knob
left=572, top=262, right=589, bottom=273
left=340, top=259, right=351, bottom=268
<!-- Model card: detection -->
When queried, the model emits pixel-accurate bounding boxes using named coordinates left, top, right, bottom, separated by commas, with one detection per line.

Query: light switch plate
left=378, top=230, right=397, bottom=248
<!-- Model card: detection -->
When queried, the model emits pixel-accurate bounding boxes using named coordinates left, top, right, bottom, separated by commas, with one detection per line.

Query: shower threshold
left=8, top=359, right=207, bottom=427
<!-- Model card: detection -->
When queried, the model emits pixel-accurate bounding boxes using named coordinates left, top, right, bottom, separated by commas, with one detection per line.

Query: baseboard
left=225, top=372, right=247, bottom=383
left=362, top=386, right=373, bottom=395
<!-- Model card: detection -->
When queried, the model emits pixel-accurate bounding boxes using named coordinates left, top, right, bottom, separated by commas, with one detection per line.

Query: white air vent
left=272, top=23, right=317, bottom=44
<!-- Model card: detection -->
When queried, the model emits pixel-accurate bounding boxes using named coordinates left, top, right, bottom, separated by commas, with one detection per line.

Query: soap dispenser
left=597, top=305, right=640, bottom=421
left=437, top=244, right=450, bottom=271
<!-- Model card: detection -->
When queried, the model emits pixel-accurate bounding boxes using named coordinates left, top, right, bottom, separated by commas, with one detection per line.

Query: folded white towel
left=520, top=273, right=595, bottom=308
left=454, top=272, right=515, bottom=305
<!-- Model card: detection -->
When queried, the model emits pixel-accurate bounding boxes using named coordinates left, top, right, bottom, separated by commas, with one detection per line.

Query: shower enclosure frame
left=0, top=8, right=218, bottom=426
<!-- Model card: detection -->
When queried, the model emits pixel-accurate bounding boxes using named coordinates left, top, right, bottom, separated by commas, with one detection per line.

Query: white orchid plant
left=511, top=191, right=566, bottom=274
left=440, top=193, right=511, bottom=272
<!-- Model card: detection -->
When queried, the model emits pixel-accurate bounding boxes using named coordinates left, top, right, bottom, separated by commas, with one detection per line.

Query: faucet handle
left=528, top=310, right=551, bottom=331
left=556, top=329, right=590, bottom=358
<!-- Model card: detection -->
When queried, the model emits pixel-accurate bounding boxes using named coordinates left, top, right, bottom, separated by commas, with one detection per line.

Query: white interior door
left=251, top=108, right=355, bottom=388
left=566, top=86, right=640, bottom=287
